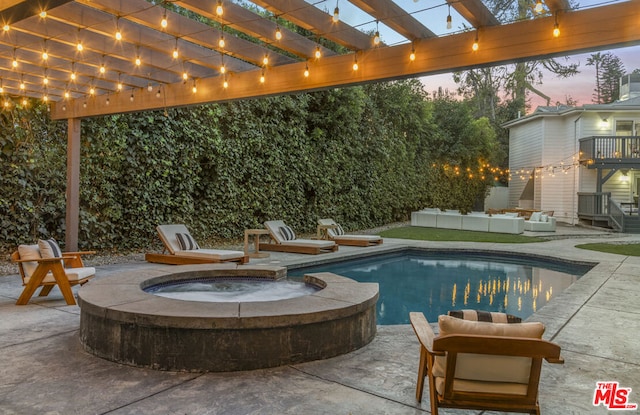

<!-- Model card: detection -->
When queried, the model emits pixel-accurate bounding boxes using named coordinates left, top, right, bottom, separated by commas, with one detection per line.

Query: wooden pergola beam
left=51, top=0, right=640, bottom=120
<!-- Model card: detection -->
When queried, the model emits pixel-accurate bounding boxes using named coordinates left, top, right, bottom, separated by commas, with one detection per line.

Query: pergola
left=1, top=0, right=639, bottom=249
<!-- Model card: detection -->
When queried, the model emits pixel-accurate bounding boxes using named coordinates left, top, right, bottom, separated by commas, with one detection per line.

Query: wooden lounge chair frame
left=410, top=312, right=564, bottom=415
left=317, top=219, right=383, bottom=247
left=259, top=220, right=338, bottom=255
left=12, top=250, right=95, bottom=306
left=145, top=225, right=248, bottom=265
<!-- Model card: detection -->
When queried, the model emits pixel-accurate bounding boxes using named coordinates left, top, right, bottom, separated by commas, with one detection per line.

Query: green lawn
left=379, top=226, right=545, bottom=243
left=575, top=242, right=640, bottom=256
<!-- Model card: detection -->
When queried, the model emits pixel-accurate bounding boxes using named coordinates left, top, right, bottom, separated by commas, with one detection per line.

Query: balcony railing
left=579, top=136, right=640, bottom=162
left=577, top=192, right=611, bottom=218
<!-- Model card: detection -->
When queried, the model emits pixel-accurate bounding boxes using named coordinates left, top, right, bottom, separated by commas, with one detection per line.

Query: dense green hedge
left=0, top=80, right=498, bottom=254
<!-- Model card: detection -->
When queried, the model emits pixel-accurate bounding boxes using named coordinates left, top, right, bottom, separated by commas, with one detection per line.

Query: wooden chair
left=259, top=220, right=338, bottom=255
left=317, top=218, right=383, bottom=247
left=12, top=246, right=96, bottom=305
left=145, top=224, right=248, bottom=265
left=409, top=312, right=564, bottom=415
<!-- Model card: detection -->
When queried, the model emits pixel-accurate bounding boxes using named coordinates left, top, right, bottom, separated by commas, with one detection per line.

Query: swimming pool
left=289, top=249, right=593, bottom=325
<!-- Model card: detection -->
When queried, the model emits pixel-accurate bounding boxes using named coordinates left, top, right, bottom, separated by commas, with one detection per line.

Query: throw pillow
left=279, top=225, right=296, bottom=241
left=540, top=214, right=549, bottom=223
left=334, top=224, right=345, bottom=236
left=448, top=309, right=522, bottom=323
left=175, top=232, right=199, bottom=250
left=529, top=211, right=542, bottom=222
left=38, top=238, right=64, bottom=269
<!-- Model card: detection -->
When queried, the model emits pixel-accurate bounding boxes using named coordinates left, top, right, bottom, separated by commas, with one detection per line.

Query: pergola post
left=65, top=117, right=81, bottom=251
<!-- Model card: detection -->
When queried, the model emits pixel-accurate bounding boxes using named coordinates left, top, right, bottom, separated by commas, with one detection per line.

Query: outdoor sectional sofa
left=411, top=208, right=525, bottom=234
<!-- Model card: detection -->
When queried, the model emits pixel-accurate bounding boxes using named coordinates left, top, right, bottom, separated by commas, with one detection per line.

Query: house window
left=615, top=120, right=640, bottom=157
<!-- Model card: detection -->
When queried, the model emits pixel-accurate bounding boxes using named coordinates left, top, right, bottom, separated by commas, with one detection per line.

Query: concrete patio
left=1, top=224, right=639, bottom=414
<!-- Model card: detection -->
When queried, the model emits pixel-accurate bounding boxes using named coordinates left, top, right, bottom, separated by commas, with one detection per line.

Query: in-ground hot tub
left=78, top=263, right=379, bottom=372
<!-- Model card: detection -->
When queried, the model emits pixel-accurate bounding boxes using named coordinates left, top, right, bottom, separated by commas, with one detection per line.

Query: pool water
left=289, top=250, right=592, bottom=325
left=145, top=278, right=319, bottom=302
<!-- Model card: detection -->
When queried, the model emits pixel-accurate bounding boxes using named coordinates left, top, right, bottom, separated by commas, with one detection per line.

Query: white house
left=504, top=74, right=640, bottom=233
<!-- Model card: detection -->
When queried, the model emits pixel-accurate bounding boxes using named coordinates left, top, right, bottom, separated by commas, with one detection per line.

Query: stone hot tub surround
left=78, top=263, right=378, bottom=372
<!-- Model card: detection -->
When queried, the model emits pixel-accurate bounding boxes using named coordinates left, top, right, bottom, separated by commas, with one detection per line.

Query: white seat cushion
left=331, top=235, right=382, bottom=242
left=174, top=249, right=245, bottom=261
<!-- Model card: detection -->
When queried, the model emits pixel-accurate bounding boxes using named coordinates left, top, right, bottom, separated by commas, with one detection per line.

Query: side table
left=244, top=229, right=271, bottom=258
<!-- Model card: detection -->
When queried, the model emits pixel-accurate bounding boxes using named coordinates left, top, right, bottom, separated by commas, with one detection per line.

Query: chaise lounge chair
left=409, top=311, right=564, bottom=415
left=259, top=220, right=338, bottom=255
left=145, top=224, right=248, bottom=265
left=12, top=239, right=96, bottom=305
left=317, top=218, right=383, bottom=247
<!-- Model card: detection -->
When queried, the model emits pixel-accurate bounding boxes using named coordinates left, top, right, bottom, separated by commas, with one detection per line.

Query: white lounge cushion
left=174, top=249, right=246, bottom=261
left=529, top=211, right=542, bottom=222
left=269, top=239, right=336, bottom=249
left=434, top=315, right=545, bottom=385
left=331, top=234, right=382, bottom=243
left=17, top=244, right=41, bottom=279
left=63, top=266, right=96, bottom=282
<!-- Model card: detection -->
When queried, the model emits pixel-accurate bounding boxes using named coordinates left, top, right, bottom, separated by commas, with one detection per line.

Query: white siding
left=508, top=121, right=543, bottom=208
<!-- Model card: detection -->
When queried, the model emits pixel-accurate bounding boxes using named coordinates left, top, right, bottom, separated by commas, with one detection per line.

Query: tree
left=587, top=52, right=626, bottom=103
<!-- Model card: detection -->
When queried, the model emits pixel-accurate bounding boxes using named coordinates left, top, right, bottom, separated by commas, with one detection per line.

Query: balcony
left=579, top=136, right=640, bottom=168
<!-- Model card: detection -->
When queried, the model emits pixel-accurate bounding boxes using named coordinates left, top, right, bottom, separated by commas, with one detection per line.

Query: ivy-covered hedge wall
left=0, top=80, right=498, bottom=254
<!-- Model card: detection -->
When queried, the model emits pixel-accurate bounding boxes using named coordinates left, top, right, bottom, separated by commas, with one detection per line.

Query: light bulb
left=182, top=71, right=188, bottom=80
left=115, top=30, right=122, bottom=40
left=156, top=89, right=161, bottom=98
left=553, top=23, right=560, bottom=37
left=260, top=73, right=265, bottom=83
left=161, top=12, right=168, bottom=29
left=446, top=14, right=452, bottom=30
left=410, top=48, right=416, bottom=61
left=90, top=86, right=95, bottom=95
left=275, top=26, right=282, bottom=40
left=40, top=11, right=47, bottom=18
left=172, top=48, right=179, bottom=59
left=220, top=65, right=226, bottom=74
left=304, top=65, right=309, bottom=77
left=20, top=82, right=25, bottom=90
left=117, top=82, right=123, bottom=91
left=534, top=0, right=543, bottom=13
left=192, top=83, right=197, bottom=93
left=42, top=50, right=48, bottom=60
left=71, top=72, right=76, bottom=80
left=77, top=42, right=83, bottom=51
left=43, top=95, right=48, bottom=102
left=215, top=1, right=223, bottom=16
left=373, top=31, right=380, bottom=46
left=22, top=98, right=27, bottom=106
left=100, top=64, right=106, bottom=74
left=223, top=80, right=229, bottom=88
left=333, top=7, right=339, bottom=23
left=0, top=86, right=3, bottom=93
left=147, top=83, right=153, bottom=92
left=472, top=40, right=478, bottom=51
left=352, top=59, right=358, bottom=71
left=3, top=24, right=9, bottom=32
left=106, top=97, right=110, bottom=105
left=130, top=93, right=134, bottom=102
left=135, top=56, right=141, bottom=66
left=263, top=55, right=269, bottom=66
left=12, top=59, right=18, bottom=68
left=314, top=46, right=321, bottom=59
left=219, top=36, right=225, bottom=49
left=43, top=76, right=49, bottom=85
left=64, top=91, right=70, bottom=98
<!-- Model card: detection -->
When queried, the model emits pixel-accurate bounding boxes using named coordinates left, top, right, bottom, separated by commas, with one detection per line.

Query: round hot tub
left=78, top=264, right=378, bottom=372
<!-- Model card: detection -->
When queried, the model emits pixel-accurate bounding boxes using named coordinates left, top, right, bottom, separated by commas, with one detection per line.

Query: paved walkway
left=1, top=224, right=639, bottom=414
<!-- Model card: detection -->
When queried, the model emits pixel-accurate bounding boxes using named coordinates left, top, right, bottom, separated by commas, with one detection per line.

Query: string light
left=314, top=45, right=321, bottom=59
left=192, top=79, right=197, bottom=93
left=117, top=73, right=123, bottom=91
left=172, top=38, right=179, bottom=59
left=220, top=64, right=226, bottom=74
left=161, top=10, right=168, bottom=29
left=115, top=17, right=122, bottom=40
left=12, top=49, right=18, bottom=68
left=215, top=0, right=224, bottom=16
left=304, top=63, right=309, bottom=77
left=39, top=10, right=47, bottom=18
left=446, top=4, right=452, bottom=29
left=223, top=76, right=229, bottom=89
left=373, top=20, right=380, bottom=46
left=534, top=0, right=543, bottom=14
left=42, top=40, right=48, bottom=61
left=262, top=55, right=269, bottom=66
left=76, top=40, right=83, bottom=51
left=64, top=91, right=70, bottom=99
left=3, top=24, right=9, bottom=32
left=275, top=25, right=282, bottom=41
left=100, top=62, right=106, bottom=74
left=409, top=45, right=416, bottom=61
left=260, top=69, right=265, bottom=84
left=333, top=1, right=340, bottom=23
left=352, top=53, right=359, bottom=71
left=472, top=31, right=479, bottom=51
left=553, top=12, right=560, bottom=37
